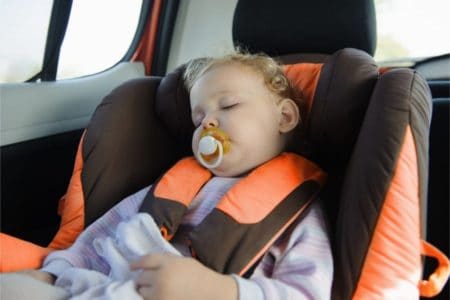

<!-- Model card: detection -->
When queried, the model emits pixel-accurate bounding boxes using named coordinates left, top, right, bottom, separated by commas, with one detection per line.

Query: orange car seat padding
left=0, top=133, right=86, bottom=272
left=283, top=63, right=322, bottom=114
left=0, top=233, right=52, bottom=272
left=154, top=157, right=212, bottom=206
left=217, top=153, right=326, bottom=224
left=353, top=126, right=422, bottom=299
left=419, top=240, right=450, bottom=297
left=132, top=0, right=163, bottom=75
left=48, top=133, right=85, bottom=249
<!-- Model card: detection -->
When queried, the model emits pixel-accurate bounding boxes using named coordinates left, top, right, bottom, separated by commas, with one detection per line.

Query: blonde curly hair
left=183, top=51, right=302, bottom=109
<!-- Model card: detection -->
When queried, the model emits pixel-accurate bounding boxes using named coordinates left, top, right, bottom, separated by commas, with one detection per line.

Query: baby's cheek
left=245, top=129, right=266, bottom=147
left=191, top=132, right=200, bottom=152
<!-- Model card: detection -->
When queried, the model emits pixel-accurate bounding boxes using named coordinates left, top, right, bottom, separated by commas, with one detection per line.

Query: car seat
left=233, top=0, right=449, bottom=298
left=1, top=0, right=448, bottom=298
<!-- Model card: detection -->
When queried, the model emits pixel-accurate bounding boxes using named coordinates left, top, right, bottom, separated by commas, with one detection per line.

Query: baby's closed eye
left=219, top=96, right=241, bottom=110
left=221, top=103, right=239, bottom=110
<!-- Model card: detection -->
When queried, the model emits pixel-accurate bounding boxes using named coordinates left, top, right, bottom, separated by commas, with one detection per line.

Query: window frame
left=26, top=0, right=155, bottom=82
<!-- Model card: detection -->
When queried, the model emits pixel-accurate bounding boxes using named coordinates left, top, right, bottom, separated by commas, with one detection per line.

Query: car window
left=0, top=0, right=142, bottom=83
left=0, top=0, right=52, bottom=83
left=2, top=0, right=449, bottom=83
left=57, top=0, right=142, bottom=80
left=375, top=0, right=450, bottom=66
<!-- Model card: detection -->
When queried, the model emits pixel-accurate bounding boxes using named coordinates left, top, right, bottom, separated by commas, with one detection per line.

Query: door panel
left=1, top=62, right=145, bottom=245
left=1, top=62, right=145, bottom=146
left=1, top=129, right=83, bottom=245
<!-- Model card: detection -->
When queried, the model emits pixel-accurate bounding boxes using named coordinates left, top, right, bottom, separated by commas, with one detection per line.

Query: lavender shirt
left=42, top=177, right=333, bottom=299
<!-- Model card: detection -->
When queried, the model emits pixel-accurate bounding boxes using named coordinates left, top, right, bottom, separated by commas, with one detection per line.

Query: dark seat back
left=231, top=0, right=445, bottom=298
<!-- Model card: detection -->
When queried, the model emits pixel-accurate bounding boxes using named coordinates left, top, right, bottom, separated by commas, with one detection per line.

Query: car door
left=0, top=0, right=179, bottom=245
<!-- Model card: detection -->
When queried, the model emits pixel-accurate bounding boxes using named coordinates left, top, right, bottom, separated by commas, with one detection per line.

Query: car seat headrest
left=155, top=48, right=378, bottom=173
left=305, top=48, right=378, bottom=170
left=155, top=64, right=195, bottom=155
left=232, top=0, right=377, bottom=56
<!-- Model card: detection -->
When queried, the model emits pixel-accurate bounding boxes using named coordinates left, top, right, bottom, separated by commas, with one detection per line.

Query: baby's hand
left=19, top=269, right=55, bottom=284
left=130, top=253, right=237, bottom=300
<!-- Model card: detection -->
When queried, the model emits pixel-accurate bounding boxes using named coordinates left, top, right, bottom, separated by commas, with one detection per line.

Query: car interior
left=1, top=0, right=449, bottom=298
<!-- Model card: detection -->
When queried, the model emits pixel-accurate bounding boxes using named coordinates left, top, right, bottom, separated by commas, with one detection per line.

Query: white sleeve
left=41, top=186, right=150, bottom=277
left=232, top=201, right=334, bottom=300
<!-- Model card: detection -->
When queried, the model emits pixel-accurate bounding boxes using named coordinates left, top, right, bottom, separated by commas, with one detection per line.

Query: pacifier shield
left=200, top=127, right=230, bottom=154
left=197, top=128, right=230, bottom=169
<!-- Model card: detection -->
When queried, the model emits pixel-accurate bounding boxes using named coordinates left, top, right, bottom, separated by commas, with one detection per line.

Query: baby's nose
left=202, top=115, right=219, bottom=128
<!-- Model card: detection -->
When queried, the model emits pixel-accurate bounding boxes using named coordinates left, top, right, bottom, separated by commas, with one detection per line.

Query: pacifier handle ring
left=197, top=140, right=223, bottom=169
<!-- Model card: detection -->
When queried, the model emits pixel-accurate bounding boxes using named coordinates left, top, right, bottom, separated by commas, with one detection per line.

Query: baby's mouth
left=197, top=128, right=230, bottom=169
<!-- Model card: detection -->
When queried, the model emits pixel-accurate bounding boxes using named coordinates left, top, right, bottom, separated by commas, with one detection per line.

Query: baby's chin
left=210, top=169, right=240, bottom=177
left=209, top=162, right=253, bottom=177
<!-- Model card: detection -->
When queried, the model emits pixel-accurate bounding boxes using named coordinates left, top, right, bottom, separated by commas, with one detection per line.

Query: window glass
left=375, top=0, right=450, bottom=65
left=0, top=0, right=52, bottom=83
left=57, top=0, right=142, bottom=80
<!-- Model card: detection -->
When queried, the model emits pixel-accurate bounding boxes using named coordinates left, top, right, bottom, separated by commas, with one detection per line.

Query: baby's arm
left=41, top=186, right=151, bottom=278
left=233, top=201, right=334, bottom=300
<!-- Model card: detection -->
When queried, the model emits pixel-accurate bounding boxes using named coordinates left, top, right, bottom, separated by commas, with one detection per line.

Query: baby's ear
left=278, top=98, right=300, bottom=133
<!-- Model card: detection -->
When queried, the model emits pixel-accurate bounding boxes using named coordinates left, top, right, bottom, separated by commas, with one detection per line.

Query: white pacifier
left=197, top=135, right=224, bottom=169
left=196, top=128, right=230, bottom=169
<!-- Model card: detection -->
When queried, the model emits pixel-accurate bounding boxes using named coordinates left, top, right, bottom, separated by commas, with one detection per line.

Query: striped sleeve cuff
left=231, top=274, right=265, bottom=300
left=40, top=259, right=73, bottom=277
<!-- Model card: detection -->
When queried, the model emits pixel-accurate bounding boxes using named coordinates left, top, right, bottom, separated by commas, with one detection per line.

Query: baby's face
left=190, top=63, right=286, bottom=177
